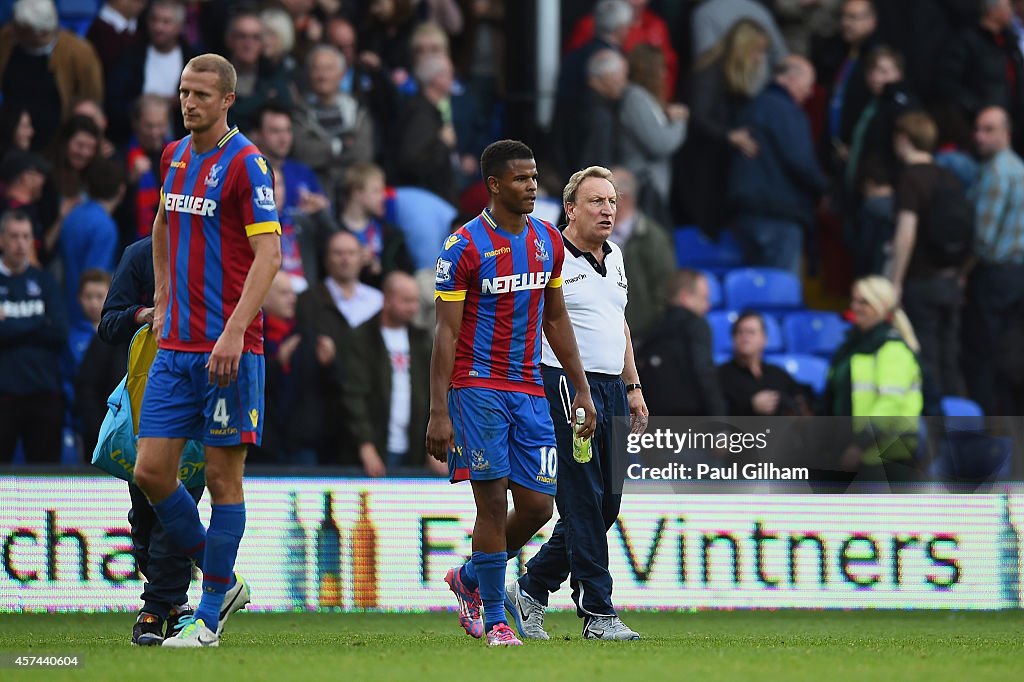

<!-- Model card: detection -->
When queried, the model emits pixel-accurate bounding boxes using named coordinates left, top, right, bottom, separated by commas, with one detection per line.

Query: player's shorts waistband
left=540, top=364, right=621, bottom=383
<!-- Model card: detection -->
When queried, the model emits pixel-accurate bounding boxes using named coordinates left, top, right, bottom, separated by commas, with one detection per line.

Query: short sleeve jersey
left=434, top=209, right=565, bottom=396
left=159, top=127, right=281, bottom=354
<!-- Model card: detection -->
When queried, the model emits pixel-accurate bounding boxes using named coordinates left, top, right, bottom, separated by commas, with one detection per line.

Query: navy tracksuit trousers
left=520, top=366, right=628, bottom=618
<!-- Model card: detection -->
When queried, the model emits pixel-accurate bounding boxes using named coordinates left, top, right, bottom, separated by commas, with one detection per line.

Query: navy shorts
left=448, top=387, right=558, bottom=495
left=138, top=349, right=265, bottom=446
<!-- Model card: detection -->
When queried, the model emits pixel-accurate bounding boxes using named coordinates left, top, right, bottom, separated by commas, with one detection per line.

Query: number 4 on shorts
left=213, top=398, right=230, bottom=428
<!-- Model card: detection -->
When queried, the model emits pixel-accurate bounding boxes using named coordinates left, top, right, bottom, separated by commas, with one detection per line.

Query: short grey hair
left=594, top=0, right=633, bottom=38
left=13, top=0, right=58, bottom=33
left=152, top=0, right=186, bottom=25
left=307, top=44, right=346, bottom=74
left=587, top=49, right=627, bottom=79
left=563, top=166, right=616, bottom=206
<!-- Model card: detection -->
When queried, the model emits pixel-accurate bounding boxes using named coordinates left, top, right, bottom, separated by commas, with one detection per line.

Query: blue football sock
left=151, top=482, right=207, bottom=568
left=473, top=551, right=507, bottom=632
left=193, top=503, right=245, bottom=628
left=459, top=558, right=479, bottom=591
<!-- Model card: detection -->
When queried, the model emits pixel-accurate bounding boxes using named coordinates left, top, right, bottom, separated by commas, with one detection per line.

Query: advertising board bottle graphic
left=999, top=492, right=1020, bottom=608
left=351, top=490, right=378, bottom=608
left=284, top=491, right=308, bottom=609
left=316, top=491, right=342, bottom=608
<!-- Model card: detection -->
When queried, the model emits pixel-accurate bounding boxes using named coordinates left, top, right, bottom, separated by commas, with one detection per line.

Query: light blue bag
left=91, top=327, right=206, bottom=487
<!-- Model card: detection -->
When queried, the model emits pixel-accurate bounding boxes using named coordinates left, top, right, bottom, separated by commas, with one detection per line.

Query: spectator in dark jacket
left=98, top=235, right=153, bottom=344
left=395, top=54, right=458, bottom=203
left=636, top=269, right=726, bottom=416
left=729, top=56, right=828, bottom=275
left=843, top=46, right=919, bottom=194
left=552, top=0, right=632, bottom=178
left=104, top=0, right=196, bottom=145
left=342, top=272, right=438, bottom=477
left=86, top=1, right=145, bottom=81
left=937, top=0, right=1024, bottom=151
left=223, top=10, right=292, bottom=133
left=718, top=311, right=811, bottom=416
left=0, top=209, right=67, bottom=462
left=815, top=0, right=879, bottom=149
left=677, top=18, right=768, bottom=235
left=252, top=271, right=325, bottom=465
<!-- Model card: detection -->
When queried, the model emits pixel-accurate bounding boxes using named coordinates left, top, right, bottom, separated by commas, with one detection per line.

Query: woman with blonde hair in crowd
left=822, top=275, right=924, bottom=482
left=678, top=19, right=770, bottom=236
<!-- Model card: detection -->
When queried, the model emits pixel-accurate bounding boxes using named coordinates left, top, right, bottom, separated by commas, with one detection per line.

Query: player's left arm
left=209, top=232, right=281, bottom=386
left=208, top=152, right=283, bottom=387
left=542, top=285, right=596, bottom=438
left=622, top=320, right=649, bottom=434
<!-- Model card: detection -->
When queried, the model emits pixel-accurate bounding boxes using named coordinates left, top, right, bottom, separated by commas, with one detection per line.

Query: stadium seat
left=764, top=353, right=830, bottom=395
left=699, top=270, right=723, bottom=310
left=724, top=267, right=803, bottom=310
left=782, top=311, right=850, bottom=358
left=57, top=0, right=99, bottom=35
left=941, top=396, right=985, bottom=432
left=707, top=310, right=783, bottom=357
left=391, top=186, right=458, bottom=270
left=673, top=226, right=744, bottom=271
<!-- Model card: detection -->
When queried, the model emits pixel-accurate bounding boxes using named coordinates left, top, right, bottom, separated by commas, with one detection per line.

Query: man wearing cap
left=505, top=166, right=649, bottom=642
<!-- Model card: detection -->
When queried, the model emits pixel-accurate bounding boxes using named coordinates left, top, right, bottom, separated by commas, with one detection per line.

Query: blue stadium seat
left=707, top=310, right=783, bottom=357
left=941, top=396, right=985, bottom=432
left=390, top=186, right=457, bottom=270
left=698, top=270, right=723, bottom=310
left=674, top=226, right=744, bottom=271
left=724, top=267, right=803, bottom=310
left=782, top=311, right=850, bottom=358
left=57, top=0, right=99, bottom=35
left=764, top=353, right=830, bottom=395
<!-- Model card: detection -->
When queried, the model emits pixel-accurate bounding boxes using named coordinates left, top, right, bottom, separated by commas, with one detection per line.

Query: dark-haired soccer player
left=428, top=139, right=597, bottom=646
left=132, top=53, right=282, bottom=648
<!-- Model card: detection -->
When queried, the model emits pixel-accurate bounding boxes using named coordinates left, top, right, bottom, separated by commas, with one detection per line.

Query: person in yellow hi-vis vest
left=822, top=275, right=924, bottom=483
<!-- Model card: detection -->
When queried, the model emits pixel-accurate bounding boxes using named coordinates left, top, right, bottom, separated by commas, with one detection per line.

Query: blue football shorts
left=138, top=349, right=265, bottom=447
left=447, top=386, right=558, bottom=495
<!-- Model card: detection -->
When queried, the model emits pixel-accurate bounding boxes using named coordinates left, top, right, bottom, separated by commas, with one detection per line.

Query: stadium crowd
left=1, top=0, right=1023, bottom=477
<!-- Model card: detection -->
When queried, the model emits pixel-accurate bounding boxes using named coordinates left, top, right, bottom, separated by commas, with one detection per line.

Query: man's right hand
left=425, top=409, right=454, bottom=462
left=135, top=306, right=155, bottom=327
left=752, top=390, right=780, bottom=415
left=359, top=442, right=387, bottom=478
left=151, top=304, right=166, bottom=339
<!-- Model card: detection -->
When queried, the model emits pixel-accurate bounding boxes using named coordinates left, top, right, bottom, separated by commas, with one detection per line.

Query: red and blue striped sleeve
left=434, top=230, right=476, bottom=302
left=233, top=151, right=281, bottom=237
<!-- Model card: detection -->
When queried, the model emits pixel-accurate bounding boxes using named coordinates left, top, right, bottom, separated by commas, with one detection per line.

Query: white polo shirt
left=541, top=235, right=628, bottom=374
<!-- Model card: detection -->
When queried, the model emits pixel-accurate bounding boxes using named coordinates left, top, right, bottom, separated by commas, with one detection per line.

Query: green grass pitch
left=1, top=610, right=1022, bottom=682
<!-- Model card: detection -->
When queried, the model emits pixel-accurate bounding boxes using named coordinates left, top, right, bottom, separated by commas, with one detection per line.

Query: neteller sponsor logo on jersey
left=165, top=192, right=217, bottom=216
left=480, top=271, right=551, bottom=294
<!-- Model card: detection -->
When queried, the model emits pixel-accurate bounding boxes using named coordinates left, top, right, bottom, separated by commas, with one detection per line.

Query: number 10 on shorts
left=538, top=446, right=557, bottom=479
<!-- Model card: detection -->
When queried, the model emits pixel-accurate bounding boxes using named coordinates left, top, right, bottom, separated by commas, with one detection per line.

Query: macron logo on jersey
left=165, top=192, right=217, bottom=217
left=480, top=271, right=551, bottom=295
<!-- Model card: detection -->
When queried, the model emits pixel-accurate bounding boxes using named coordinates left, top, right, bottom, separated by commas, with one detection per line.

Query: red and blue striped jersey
left=434, top=209, right=564, bottom=396
left=158, top=127, right=281, bottom=354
